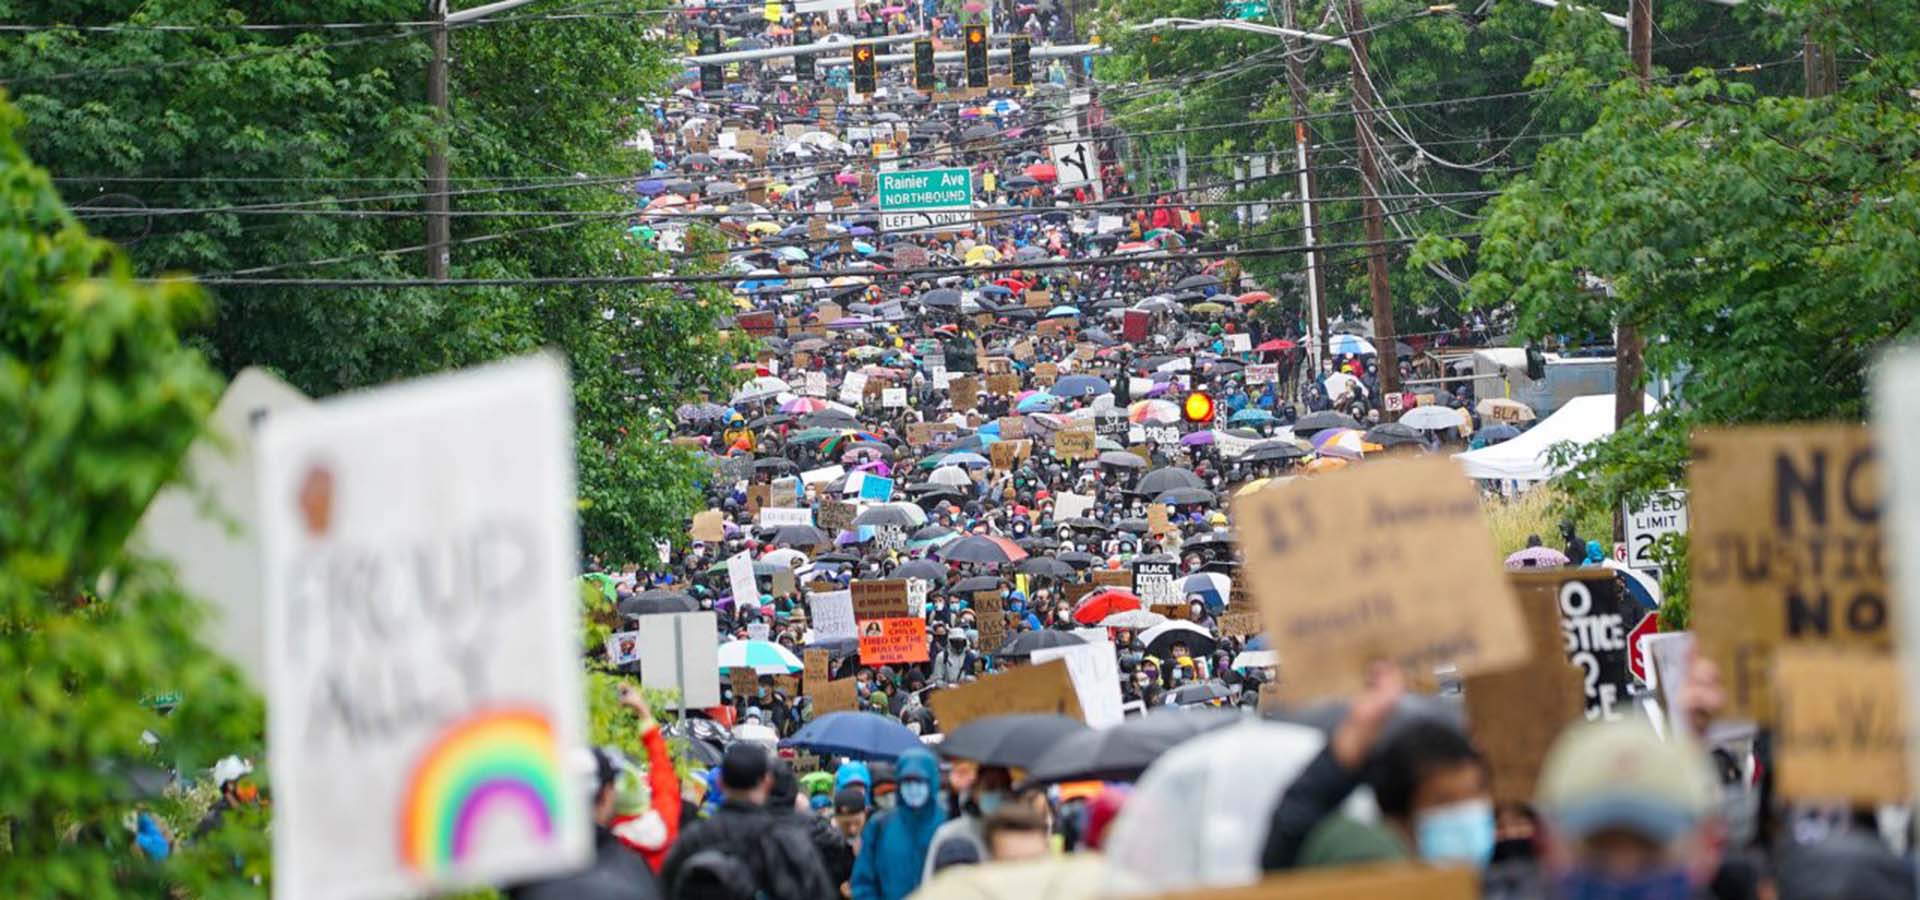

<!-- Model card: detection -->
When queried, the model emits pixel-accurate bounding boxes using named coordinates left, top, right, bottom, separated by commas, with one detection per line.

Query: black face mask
left=1491, top=837, right=1535, bottom=864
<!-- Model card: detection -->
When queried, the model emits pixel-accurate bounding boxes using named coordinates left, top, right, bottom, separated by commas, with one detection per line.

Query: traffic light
left=1010, top=34, right=1032, bottom=86
left=964, top=24, right=988, bottom=88
left=698, top=29, right=723, bottom=96
left=1183, top=391, right=1215, bottom=424
left=913, top=39, right=935, bottom=91
left=1525, top=344, right=1547, bottom=380
left=794, top=32, right=814, bottom=81
left=852, top=42, right=877, bottom=95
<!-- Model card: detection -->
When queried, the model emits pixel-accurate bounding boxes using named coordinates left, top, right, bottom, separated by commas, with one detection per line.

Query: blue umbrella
left=635, top=179, right=666, bottom=195
left=1328, top=333, right=1377, bottom=356
left=1045, top=305, right=1081, bottom=318
left=1230, top=408, right=1275, bottom=425
left=1480, top=423, right=1521, bottom=443
left=783, top=712, right=922, bottom=760
left=1016, top=393, right=1059, bottom=412
left=940, top=451, right=991, bottom=468
left=852, top=240, right=876, bottom=255
left=774, top=245, right=809, bottom=261
left=978, top=284, right=1014, bottom=296
left=1051, top=374, right=1111, bottom=398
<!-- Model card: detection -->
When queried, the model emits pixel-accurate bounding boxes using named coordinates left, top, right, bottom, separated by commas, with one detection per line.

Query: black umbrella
left=1153, top=487, right=1216, bottom=506
left=1142, top=620, right=1218, bottom=658
left=951, top=574, right=1005, bottom=593
left=995, top=629, right=1088, bottom=658
left=1060, top=517, right=1112, bottom=532
left=1098, top=450, right=1146, bottom=469
left=1019, top=707, right=1241, bottom=786
left=938, top=714, right=1090, bottom=767
left=891, top=559, right=947, bottom=582
left=769, top=524, right=829, bottom=547
left=1057, top=550, right=1099, bottom=569
left=1163, top=680, right=1236, bottom=708
left=920, top=288, right=963, bottom=308
left=1364, top=422, right=1427, bottom=448
left=1241, top=440, right=1308, bottom=463
left=1016, top=557, right=1075, bottom=578
left=1136, top=467, right=1205, bottom=496
left=753, top=457, right=797, bottom=473
left=1293, top=410, right=1362, bottom=435
left=939, top=534, right=1028, bottom=565
left=620, top=590, right=697, bottom=617
left=911, top=524, right=956, bottom=542
left=855, top=505, right=922, bottom=528
left=1175, top=274, right=1221, bottom=291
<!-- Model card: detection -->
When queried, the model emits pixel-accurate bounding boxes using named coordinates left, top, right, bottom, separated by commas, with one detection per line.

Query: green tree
left=0, top=93, right=264, bottom=894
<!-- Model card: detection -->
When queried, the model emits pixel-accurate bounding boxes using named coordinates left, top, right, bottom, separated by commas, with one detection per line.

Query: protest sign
left=691, top=509, right=726, bottom=543
left=998, top=416, right=1026, bottom=439
left=1550, top=570, right=1638, bottom=721
left=758, top=507, right=813, bottom=528
left=746, top=483, right=771, bottom=517
left=800, top=464, right=845, bottom=486
left=636, top=612, right=721, bottom=708
left=1772, top=647, right=1908, bottom=804
left=1246, top=363, right=1278, bottom=384
left=951, top=376, right=980, bottom=411
left=1642, top=631, right=1695, bottom=739
left=973, top=591, right=1006, bottom=651
left=1132, top=561, right=1178, bottom=605
left=1217, top=610, right=1262, bottom=637
left=882, top=387, right=907, bottom=408
left=1032, top=641, right=1124, bottom=729
left=605, top=631, right=642, bottom=666
left=991, top=439, right=1031, bottom=470
left=874, top=524, right=907, bottom=552
left=907, top=422, right=936, bottom=446
left=816, top=499, right=856, bottom=534
left=1689, top=426, right=1886, bottom=723
left=1214, top=430, right=1254, bottom=460
left=1465, top=572, right=1589, bottom=805
left=838, top=371, right=868, bottom=405
left=906, top=579, right=929, bottom=617
left=813, top=678, right=858, bottom=713
left=257, top=355, right=588, bottom=898
left=803, top=371, right=829, bottom=396
left=1055, top=491, right=1095, bottom=521
left=1226, top=333, right=1252, bottom=354
left=1054, top=429, right=1096, bottom=461
left=770, top=568, right=797, bottom=596
left=730, top=667, right=760, bottom=701
left=1147, top=503, right=1172, bottom=536
left=851, top=579, right=911, bottom=620
left=854, top=472, right=895, bottom=502
left=803, top=649, right=830, bottom=689
left=859, top=617, right=930, bottom=665
left=810, top=590, right=857, bottom=641
left=928, top=661, right=1083, bottom=730
left=1153, top=864, right=1476, bottom=900
left=1032, top=362, right=1060, bottom=386
left=1236, top=458, right=1530, bottom=701
left=1092, top=569, right=1133, bottom=588
left=727, top=551, right=759, bottom=604
left=987, top=373, right=1021, bottom=396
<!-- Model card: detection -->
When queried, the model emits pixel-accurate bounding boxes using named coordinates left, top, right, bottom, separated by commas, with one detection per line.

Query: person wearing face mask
left=1260, top=664, right=1497, bottom=873
left=851, top=748, right=946, bottom=900
left=920, top=764, right=1015, bottom=880
left=929, top=630, right=979, bottom=687
left=1533, top=721, right=1723, bottom=900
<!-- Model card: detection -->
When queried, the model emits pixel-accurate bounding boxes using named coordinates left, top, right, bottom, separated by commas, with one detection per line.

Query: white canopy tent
left=1452, top=394, right=1634, bottom=482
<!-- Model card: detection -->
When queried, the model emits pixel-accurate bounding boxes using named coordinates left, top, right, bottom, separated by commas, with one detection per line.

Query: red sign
left=858, top=617, right=929, bottom=665
left=1122, top=309, right=1150, bottom=344
left=1626, top=612, right=1660, bottom=684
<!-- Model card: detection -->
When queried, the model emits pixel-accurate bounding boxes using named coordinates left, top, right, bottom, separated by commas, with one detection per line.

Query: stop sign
left=1626, top=612, right=1660, bottom=684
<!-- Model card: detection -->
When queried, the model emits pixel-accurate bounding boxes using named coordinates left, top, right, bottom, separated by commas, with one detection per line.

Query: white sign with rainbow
left=257, top=356, right=589, bottom=899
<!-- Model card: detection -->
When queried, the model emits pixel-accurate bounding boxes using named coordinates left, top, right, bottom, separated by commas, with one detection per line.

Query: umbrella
left=1174, top=274, right=1221, bottom=291
left=1099, top=608, right=1167, bottom=629
left=1363, top=422, right=1427, bottom=448
left=1052, top=374, right=1111, bottom=398
left=619, top=590, right=696, bottom=618
left=1505, top=546, right=1570, bottom=570
left=1072, top=588, right=1142, bottom=625
left=1140, top=620, right=1217, bottom=658
left=1292, top=410, right=1362, bottom=434
left=769, top=524, right=829, bottom=547
left=1020, top=707, right=1241, bottom=786
left=938, top=715, right=1090, bottom=768
left=1153, top=487, right=1215, bottom=506
left=1163, top=680, right=1235, bottom=707
left=855, top=503, right=927, bottom=528
left=1310, top=428, right=1377, bottom=460
left=1399, top=405, right=1465, bottom=431
left=1476, top=398, right=1536, bottom=423
left=1480, top=423, right=1523, bottom=444
left=1136, top=467, right=1205, bottom=495
left=716, top=639, right=803, bottom=674
left=1229, top=408, right=1274, bottom=426
left=1255, top=338, right=1296, bottom=352
left=1232, top=650, right=1279, bottom=669
left=891, top=559, right=948, bottom=582
left=951, top=574, right=1005, bottom=593
left=731, top=375, right=792, bottom=403
left=939, top=534, right=1029, bottom=565
left=1180, top=572, right=1232, bottom=609
left=996, top=629, right=1087, bottom=658
left=1098, top=450, right=1147, bottom=469
left=1016, top=557, right=1076, bottom=579
left=1327, top=333, right=1377, bottom=356
left=1241, top=440, right=1308, bottom=463
left=927, top=465, right=972, bottom=486
left=783, top=711, right=922, bottom=761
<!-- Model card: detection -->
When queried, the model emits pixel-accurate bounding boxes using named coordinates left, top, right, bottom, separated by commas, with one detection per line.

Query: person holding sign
left=606, top=685, right=683, bottom=874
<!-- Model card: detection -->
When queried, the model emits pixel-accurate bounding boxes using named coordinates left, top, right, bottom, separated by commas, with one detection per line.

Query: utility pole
left=1614, top=0, right=1650, bottom=427
left=1281, top=0, right=1328, bottom=376
left=1344, top=0, right=1400, bottom=410
left=1803, top=32, right=1836, bottom=97
left=425, top=0, right=451, bottom=279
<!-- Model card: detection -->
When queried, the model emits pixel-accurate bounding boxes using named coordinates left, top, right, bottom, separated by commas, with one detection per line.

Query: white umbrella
left=1230, top=650, right=1278, bottom=670
left=928, top=465, right=972, bottom=487
left=716, top=639, right=803, bottom=674
left=1099, top=609, right=1168, bottom=629
left=761, top=547, right=809, bottom=569
left=1398, top=405, right=1464, bottom=431
left=731, top=375, right=791, bottom=404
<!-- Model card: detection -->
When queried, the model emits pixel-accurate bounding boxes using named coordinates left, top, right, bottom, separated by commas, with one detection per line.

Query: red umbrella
left=1236, top=291, right=1273, bottom=306
left=1024, top=163, right=1058, bottom=182
left=1072, top=587, right=1143, bottom=625
left=1256, top=338, right=1297, bottom=352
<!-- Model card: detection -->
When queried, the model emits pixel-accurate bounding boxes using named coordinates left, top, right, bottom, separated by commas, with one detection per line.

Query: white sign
left=882, top=387, right=908, bottom=408
left=1049, top=140, right=1097, bottom=190
left=1133, top=560, right=1179, bottom=605
left=1033, top=641, right=1124, bottom=729
left=1213, top=430, right=1254, bottom=459
left=131, top=367, right=310, bottom=689
left=1623, top=489, right=1688, bottom=572
left=606, top=630, right=642, bottom=666
left=1246, top=363, right=1278, bottom=384
left=839, top=371, right=869, bottom=405
left=746, top=622, right=770, bottom=642
left=1143, top=425, right=1180, bottom=447
left=258, top=356, right=588, bottom=899
left=803, top=372, right=829, bottom=397
left=874, top=524, right=907, bottom=552
left=810, top=590, right=858, bottom=640
left=727, top=550, right=759, bottom=603
left=758, top=507, right=814, bottom=528
left=1054, top=490, right=1095, bottom=521
left=906, top=578, right=929, bottom=617
left=1227, top=334, right=1251, bottom=354
left=636, top=611, right=722, bottom=708
left=800, top=464, right=846, bottom=486
left=1096, top=214, right=1124, bottom=234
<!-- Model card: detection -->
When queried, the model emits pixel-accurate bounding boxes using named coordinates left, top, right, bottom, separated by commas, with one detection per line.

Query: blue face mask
left=1555, top=868, right=1694, bottom=900
left=1414, top=799, right=1495, bottom=867
left=975, top=790, right=1006, bottom=817
left=898, top=779, right=932, bottom=809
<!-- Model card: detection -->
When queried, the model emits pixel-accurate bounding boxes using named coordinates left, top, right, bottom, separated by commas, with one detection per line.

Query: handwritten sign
left=973, top=590, right=1006, bottom=652
left=812, top=678, right=857, bottom=713
left=727, top=551, right=758, bottom=604
left=991, top=439, right=1030, bottom=470
left=803, top=649, right=830, bottom=689
left=1236, top=458, right=1530, bottom=701
left=1054, top=430, right=1095, bottom=461
left=730, top=667, right=761, bottom=701
left=691, top=509, right=726, bottom=542
left=759, top=507, right=813, bottom=528
left=809, top=590, right=857, bottom=641
left=951, top=376, right=979, bottom=411
left=927, top=661, right=1083, bottom=730
left=1689, top=426, right=1886, bottom=723
left=1465, top=573, right=1589, bottom=805
left=859, top=617, right=930, bottom=665
left=987, top=373, right=1021, bottom=396
left=1147, top=503, right=1171, bottom=536
left=1772, top=648, right=1908, bottom=804
left=1032, top=641, right=1124, bottom=729
left=1217, top=610, right=1263, bottom=637
left=258, top=356, right=589, bottom=897
left=817, top=499, right=856, bottom=534
left=998, top=416, right=1026, bottom=439
left=851, top=579, right=910, bottom=620
left=882, top=387, right=907, bottom=408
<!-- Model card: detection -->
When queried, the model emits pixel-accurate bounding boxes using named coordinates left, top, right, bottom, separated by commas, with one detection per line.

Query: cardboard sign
left=991, top=439, right=1031, bottom=470
left=1218, top=610, right=1263, bottom=637
left=987, top=373, right=1021, bottom=396
left=882, top=387, right=907, bottom=408
left=257, top=356, right=589, bottom=898
left=1150, top=603, right=1189, bottom=622
left=746, top=483, right=771, bottom=517
left=951, top=376, right=980, bottom=411
left=813, top=678, right=857, bottom=713
left=1033, top=363, right=1059, bottom=386
left=803, top=649, right=830, bottom=688
left=1236, top=458, right=1531, bottom=701
left=1772, top=648, right=1908, bottom=804
left=817, top=499, right=856, bottom=535
left=770, top=567, right=797, bottom=596
left=1153, top=864, right=1477, bottom=900
left=1689, top=426, right=1886, bottom=723
left=928, top=660, right=1084, bottom=730
left=1132, top=561, right=1179, bottom=604
left=1147, top=503, right=1172, bottom=536
left=730, top=667, right=761, bottom=701
left=851, top=579, right=911, bottom=620
left=998, top=416, right=1027, bottom=439
left=1464, top=573, right=1589, bottom=805
left=810, top=591, right=856, bottom=637
left=691, top=509, right=726, bottom=542
left=907, top=423, right=936, bottom=446
left=1092, top=569, right=1133, bottom=588
left=1026, top=288, right=1052, bottom=309
left=1054, top=430, right=1095, bottom=461
left=859, top=617, right=930, bottom=665
left=973, top=590, right=1006, bottom=651
left=772, top=674, right=800, bottom=698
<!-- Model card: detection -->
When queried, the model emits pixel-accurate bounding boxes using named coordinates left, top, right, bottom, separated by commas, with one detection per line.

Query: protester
left=851, top=748, right=945, bottom=900
left=1533, top=721, right=1721, bottom=899
left=610, top=684, right=682, bottom=872
left=659, top=743, right=835, bottom=899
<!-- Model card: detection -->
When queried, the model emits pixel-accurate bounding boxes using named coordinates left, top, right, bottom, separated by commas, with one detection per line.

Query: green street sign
left=877, top=168, right=974, bottom=231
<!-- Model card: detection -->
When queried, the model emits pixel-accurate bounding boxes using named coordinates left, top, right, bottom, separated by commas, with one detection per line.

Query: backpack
left=671, top=849, right=758, bottom=900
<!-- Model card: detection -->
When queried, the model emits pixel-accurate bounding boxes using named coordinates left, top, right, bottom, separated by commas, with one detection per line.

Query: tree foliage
left=0, top=92, right=264, bottom=894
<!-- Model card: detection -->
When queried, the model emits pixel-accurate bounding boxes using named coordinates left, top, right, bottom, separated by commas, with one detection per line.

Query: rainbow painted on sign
left=398, top=708, right=564, bottom=874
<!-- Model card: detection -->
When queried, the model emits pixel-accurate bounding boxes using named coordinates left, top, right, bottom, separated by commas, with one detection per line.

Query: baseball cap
left=1534, top=721, right=1717, bottom=844
left=833, top=786, right=868, bottom=815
